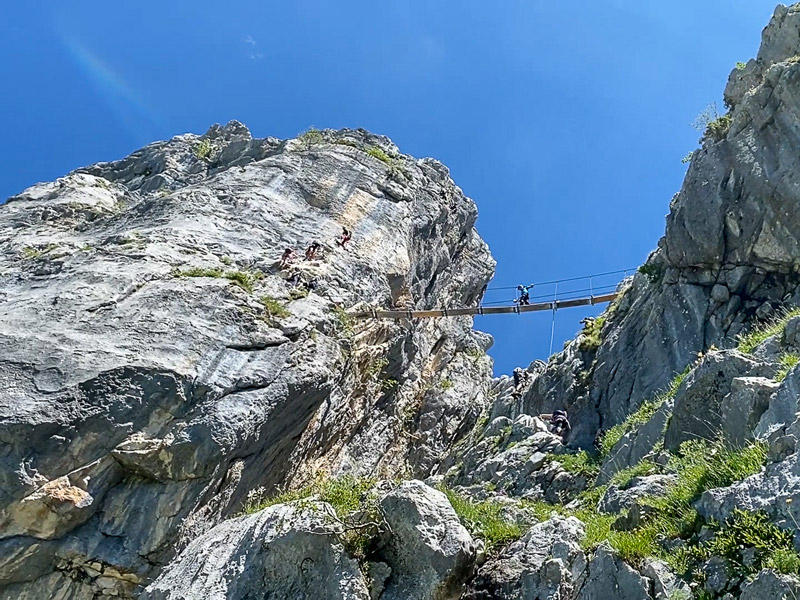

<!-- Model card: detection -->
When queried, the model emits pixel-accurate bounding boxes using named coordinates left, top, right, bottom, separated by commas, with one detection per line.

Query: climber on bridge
left=335, top=227, right=352, bottom=248
left=280, top=247, right=297, bottom=268
left=516, top=284, right=533, bottom=305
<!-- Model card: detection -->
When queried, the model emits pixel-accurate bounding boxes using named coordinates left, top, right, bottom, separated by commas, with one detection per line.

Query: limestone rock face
left=0, top=125, right=495, bottom=596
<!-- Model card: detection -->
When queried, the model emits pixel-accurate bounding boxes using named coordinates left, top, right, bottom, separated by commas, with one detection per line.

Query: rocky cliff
left=3, top=4, right=800, bottom=600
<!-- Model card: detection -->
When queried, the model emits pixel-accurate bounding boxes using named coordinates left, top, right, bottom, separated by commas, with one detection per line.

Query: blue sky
left=0, top=1, right=781, bottom=374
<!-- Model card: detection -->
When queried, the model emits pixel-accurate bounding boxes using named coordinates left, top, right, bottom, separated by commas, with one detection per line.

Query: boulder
left=377, top=481, right=477, bottom=600
left=598, top=474, right=676, bottom=514
left=599, top=401, right=671, bottom=484
left=720, top=376, right=779, bottom=447
left=740, top=569, right=800, bottom=600
left=639, top=559, right=691, bottom=600
left=463, top=516, right=586, bottom=599
left=142, top=501, right=370, bottom=600
left=576, top=544, right=652, bottom=600
left=665, top=351, right=771, bottom=451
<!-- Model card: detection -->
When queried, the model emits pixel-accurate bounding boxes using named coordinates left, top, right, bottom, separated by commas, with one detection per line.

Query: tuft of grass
left=243, top=475, right=380, bottom=559
left=225, top=270, right=258, bottom=293
left=366, top=146, right=392, bottom=164
left=464, top=347, right=484, bottom=362
left=440, top=379, right=454, bottom=391
left=578, top=316, right=606, bottom=352
left=178, top=266, right=224, bottom=279
left=600, top=366, right=691, bottom=457
left=380, top=378, right=398, bottom=391
left=194, top=139, right=214, bottom=161
left=332, top=306, right=354, bottom=338
left=177, top=267, right=260, bottom=293
left=553, top=450, right=600, bottom=479
left=439, top=486, right=524, bottom=553
left=735, top=61, right=747, bottom=70
left=364, top=357, right=389, bottom=380
left=288, top=287, right=309, bottom=300
left=680, top=151, right=695, bottom=164
left=737, top=308, right=800, bottom=353
left=259, top=295, right=290, bottom=319
left=776, top=353, right=800, bottom=382
left=298, top=127, right=324, bottom=149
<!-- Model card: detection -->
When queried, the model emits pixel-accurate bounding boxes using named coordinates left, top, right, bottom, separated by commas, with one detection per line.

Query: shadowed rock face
left=0, top=125, right=495, bottom=597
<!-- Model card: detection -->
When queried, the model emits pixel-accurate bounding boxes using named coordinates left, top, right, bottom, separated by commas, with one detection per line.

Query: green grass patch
left=608, top=460, right=659, bottom=490
left=259, top=295, right=290, bottom=319
left=439, top=486, right=524, bottom=553
left=244, top=475, right=379, bottom=558
left=366, top=146, right=392, bottom=164
left=553, top=450, right=600, bottom=479
left=380, top=378, right=398, bottom=391
left=776, top=353, right=800, bottom=382
left=177, top=267, right=224, bottom=279
left=364, top=357, right=389, bottom=380
left=288, top=287, right=309, bottom=300
left=578, top=316, right=606, bottom=352
left=332, top=306, right=354, bottom=337
left=600, top=366, right=691, bottom=457
left=177, top=267, right=260, bottom=293
left=440, top=379, right=454, bottom=391
left=737, top=308, right=800, bottom=353
left=735, top=61, right=747, bottom=70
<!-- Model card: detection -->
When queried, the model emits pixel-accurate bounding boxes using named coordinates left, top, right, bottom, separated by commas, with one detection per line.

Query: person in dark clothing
left=513, top=367, right=526, bottom=389
left=549, top=410, right=571, bottom=442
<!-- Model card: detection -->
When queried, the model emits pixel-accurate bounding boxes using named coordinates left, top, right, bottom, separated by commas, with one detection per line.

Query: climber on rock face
left=549, top=410, right=571, bottom=442
left=513, top=367, right=524, bottom=389
left=305, top=241, right=321, bottom=261
left=280, top=247, right=297, bottom=268
left=335, top=227, right=352, bottom=248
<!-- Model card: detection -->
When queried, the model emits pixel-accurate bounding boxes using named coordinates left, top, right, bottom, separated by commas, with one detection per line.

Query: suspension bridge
left=349, top=268, right=634, bottom=320
left=349, top=267, right=635, bottom=356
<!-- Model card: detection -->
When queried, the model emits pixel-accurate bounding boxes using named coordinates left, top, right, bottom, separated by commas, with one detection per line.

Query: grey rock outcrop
left=142, top=501, right=370, bottom=600
left=664, top=350, right=771, bottom=451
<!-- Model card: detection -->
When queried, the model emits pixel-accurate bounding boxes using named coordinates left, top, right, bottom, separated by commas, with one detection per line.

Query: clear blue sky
left=0, top=1, right=781, bottom=374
